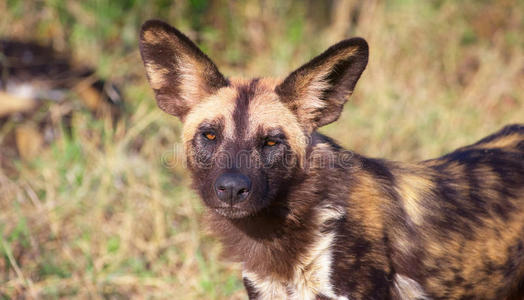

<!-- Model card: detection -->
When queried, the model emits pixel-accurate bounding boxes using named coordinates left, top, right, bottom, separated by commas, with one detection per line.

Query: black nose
left=214, top=173, right=251, bottom=205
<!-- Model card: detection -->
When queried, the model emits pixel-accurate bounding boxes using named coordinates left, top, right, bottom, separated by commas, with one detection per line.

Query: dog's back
left=304, top=125, right=524, bottom=299
left=385, top=124, right=524, bottom=299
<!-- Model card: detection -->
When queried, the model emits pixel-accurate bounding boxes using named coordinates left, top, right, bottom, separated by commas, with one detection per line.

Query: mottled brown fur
left=139, top=20, right=524, bottom=299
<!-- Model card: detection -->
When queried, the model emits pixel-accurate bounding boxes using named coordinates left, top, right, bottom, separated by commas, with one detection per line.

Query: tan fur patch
left=142, top=29, right=171, bottom=44
left=348, top=172, right=385, bottom=238
left=143, top=27, right=214, bottom=109
left=422, top=180, right=524, bottom=298
left=247, top=88, right=307, bottom=166
left=144, top=62, right=170, bottom=90
left=182, top=87, right=238, bottom=154
left=395, top=170, right=436, bottom=226
left=298, top=47, right=358, bottom=99
left=289, top=47, right=358, bottom=128
left=472, top=133, right=523, bottom=150
left=177, top=57, right=206, bottom=107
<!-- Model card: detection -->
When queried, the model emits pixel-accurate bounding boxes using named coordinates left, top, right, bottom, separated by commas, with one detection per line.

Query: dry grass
left=0, top=0, right=523, bottom=299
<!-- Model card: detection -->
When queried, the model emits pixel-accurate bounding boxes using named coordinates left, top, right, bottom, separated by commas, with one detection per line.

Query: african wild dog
left=139, top=20, right=524, bottom=299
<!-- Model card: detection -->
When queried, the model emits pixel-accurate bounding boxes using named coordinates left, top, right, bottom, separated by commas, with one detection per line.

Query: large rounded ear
left=275, top=38, right=368, bottom=132
left=139, top=20, right=229, bottom=120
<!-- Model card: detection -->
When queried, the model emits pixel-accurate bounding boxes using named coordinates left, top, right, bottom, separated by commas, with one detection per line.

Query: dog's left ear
left=276, top=38, right=368, bottom=131
left=139, top=20, right=228, bottom=120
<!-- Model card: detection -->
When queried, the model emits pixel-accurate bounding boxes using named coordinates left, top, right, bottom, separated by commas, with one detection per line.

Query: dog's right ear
left=276, top=38, right=368, bottom=132
left=139, top=20, right=228, bottom=120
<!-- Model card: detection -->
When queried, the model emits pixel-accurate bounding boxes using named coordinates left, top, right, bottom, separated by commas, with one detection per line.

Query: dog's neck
left=206, top=132, right=359, bottom=279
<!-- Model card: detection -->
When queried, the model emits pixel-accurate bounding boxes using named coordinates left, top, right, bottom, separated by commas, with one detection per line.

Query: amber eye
left=265, top=139, right=278, bottom=147
left=203, top=132, right=216, bottom=140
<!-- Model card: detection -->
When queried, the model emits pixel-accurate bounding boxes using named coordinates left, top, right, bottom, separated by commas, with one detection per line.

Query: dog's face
left=139, top=20, right=368, bottom=219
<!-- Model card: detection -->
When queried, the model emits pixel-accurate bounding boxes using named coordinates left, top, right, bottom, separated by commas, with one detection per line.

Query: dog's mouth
left=213, top=207, right=252, bottom=219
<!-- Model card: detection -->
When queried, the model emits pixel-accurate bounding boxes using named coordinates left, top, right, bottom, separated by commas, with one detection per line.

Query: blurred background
left=0, top=0, right=522, bottom=299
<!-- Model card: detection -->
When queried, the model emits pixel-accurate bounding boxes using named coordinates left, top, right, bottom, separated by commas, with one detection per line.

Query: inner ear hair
left=276, top=38, right=369, bottom=131
left=139, top=20, right=229, bottom=120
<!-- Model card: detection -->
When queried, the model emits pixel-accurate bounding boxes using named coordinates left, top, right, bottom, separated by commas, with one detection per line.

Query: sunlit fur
left=140, top=20, right=524, bottom=299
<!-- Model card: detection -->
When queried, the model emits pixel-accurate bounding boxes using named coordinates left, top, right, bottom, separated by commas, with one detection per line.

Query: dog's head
left=139, top=20, right=368, bottom=219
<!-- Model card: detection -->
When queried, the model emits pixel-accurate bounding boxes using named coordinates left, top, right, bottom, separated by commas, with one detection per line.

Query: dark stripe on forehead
left=233, top=78, right=260, bottom=139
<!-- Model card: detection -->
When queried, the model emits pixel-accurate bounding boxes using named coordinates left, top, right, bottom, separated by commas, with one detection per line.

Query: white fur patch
left=144, top=62, right=169, bottom=90
left=177, top=57, right=204, bottom=106
left=243, top=270, right=287, bottom=300
left=393, top=274, right=429, bottom=300
left=302, top=72, right=330, bottom=110
left=294, top=47, right=358, bottom=127
left=243, top=205, right=347, bottom=299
